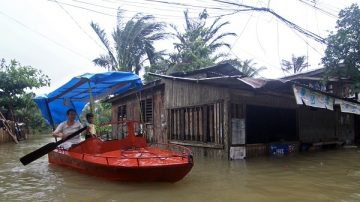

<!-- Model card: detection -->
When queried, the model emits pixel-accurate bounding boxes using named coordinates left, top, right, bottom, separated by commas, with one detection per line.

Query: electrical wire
left=276, top=20, right=286, bottom=76
left=102, top=0, right=231, bottom=14
left=312, top=1, right=326, bottom=52
left=140, top=0, right=237, bottom=11
left=255, top=12, right=266, bottom=54
left=298, top=0, right=337, bottom=18
left=55, top=0, right=108, bottom=52
left=211, top=0, right=326, bottom=44
left=52, top=0, right=233, bottom=20
left=0, top=9, right=92, bottom=61
left=48, top=0, right=116, bottom=17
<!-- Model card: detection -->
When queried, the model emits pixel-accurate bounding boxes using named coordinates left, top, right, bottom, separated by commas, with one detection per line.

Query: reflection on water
left=1, top=135, right=360, bottom=202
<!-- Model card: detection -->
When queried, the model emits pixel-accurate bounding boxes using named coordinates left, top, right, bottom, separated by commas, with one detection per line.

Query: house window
left=117, top=104, right=127, bottom=138
left=117, top=105, right=126, bottom=121
left=168, top=101, right=224, bottom=144
left=140, top=98, right=153, bottom=123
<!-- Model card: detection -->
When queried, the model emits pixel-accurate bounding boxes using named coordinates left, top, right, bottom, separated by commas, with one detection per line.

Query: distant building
left=107, top=63, right=360, bottom=159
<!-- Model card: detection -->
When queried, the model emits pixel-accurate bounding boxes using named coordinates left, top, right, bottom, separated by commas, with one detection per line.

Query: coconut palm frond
left=93, top=55, right=113, bottom=71
left=90, top=22, right=118, bottom=69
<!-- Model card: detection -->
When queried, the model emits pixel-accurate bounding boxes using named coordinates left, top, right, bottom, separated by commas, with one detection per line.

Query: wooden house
left=107, top=63, right=360, bottom=159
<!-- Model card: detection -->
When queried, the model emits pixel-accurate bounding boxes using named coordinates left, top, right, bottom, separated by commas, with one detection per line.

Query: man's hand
left=52, top=132, right=64, bottom=138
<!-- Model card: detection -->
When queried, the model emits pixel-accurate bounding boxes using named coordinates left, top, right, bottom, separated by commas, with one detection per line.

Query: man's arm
left=52, top=122, right=64, bottom=138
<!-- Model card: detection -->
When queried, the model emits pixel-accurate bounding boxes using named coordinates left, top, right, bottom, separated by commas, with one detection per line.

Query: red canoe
left=48, top=122, right=193, bottom=182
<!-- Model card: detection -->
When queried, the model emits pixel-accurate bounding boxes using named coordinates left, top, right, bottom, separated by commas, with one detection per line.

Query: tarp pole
left=45, top=99, right=57, bottom=141
left=88, top=81, right=94, bottom=114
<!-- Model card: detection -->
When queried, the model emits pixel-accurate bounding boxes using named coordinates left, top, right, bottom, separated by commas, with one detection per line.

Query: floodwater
left=1, top=135, right=360, bottom=202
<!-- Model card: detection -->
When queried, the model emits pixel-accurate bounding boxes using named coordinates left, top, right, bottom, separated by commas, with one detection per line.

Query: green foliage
left=0, top=59, right=50, bottom=97
left=91, top=9, right=167, bottom=75
left=224, top=59, right=266, bottom=77
left=15, top=93, right=51, bottom=133
left=322, top=4, right=360, bottom=91
left=281, top=55, right=308, bottom=74
left=0, top=58, right=50, bottom=132
left=143, top=52, right=169, bottom=83
left=167, top=9, right=236, bottom=73
left=144, top=9, right=236, bottom=82
left=80, top=102, right=112, bottom=137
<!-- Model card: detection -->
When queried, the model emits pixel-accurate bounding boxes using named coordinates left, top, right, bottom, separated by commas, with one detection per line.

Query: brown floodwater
left=1, top=135, right=360, bottom=202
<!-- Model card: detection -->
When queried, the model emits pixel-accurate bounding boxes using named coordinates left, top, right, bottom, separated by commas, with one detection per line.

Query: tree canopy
left=0, top=59, right=50, bottom=131
left=91, top=10, right=167, bottom=75
left=168, top=9, right=236, bottom=73
left=281, top=55, right=308, bottom=74
left=322, top=4, right=360, bottom=91
left=144, top=9, right=237, bottom=82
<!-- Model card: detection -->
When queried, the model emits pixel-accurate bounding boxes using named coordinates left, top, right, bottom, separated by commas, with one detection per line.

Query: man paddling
left=52, top=109, right=83, bottom=149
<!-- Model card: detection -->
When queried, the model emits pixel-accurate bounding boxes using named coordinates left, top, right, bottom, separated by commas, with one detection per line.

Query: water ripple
left=1, top=136, right=360, bottom=201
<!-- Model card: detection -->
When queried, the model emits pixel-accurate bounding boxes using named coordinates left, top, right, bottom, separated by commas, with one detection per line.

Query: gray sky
left=0, top=0, right=359, bottom=95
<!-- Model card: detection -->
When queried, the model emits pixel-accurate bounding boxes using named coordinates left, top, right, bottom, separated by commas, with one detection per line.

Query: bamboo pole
left=0, top=112, right=18, bottom=144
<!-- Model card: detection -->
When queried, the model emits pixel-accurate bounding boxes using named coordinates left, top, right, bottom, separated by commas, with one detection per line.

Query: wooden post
left=199, top=107, right=203, bottom=142
left=209, top=105, right=214, bottom=143
left=194, top=108, right=198, bottom=141
left=0, top=112, right=18, bottom=144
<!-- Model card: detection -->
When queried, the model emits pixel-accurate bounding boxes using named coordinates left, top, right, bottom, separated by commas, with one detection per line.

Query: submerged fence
left=0, top=128, right=13, bottom=144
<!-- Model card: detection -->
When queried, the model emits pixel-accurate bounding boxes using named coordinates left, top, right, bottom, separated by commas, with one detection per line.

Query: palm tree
left=91, top=11, right=167, bottom=74
left=168, top=9, right=236, bottom=72
left=281, top=55, right=309, bottom=74
left=225, top=59, right=266, bottom=77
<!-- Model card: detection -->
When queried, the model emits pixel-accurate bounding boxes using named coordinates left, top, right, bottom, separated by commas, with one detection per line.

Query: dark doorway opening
left=246, top=105, right=297, bottom=144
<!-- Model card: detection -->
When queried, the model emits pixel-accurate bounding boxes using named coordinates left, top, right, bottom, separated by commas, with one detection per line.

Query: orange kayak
left=48, top=123, right=193, bottom=182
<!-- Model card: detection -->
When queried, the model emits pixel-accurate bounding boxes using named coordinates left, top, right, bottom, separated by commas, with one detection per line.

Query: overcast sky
left=0, top=0, right=359, bottom=95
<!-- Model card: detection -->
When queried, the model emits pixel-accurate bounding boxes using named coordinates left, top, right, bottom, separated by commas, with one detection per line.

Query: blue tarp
left=34, top=71, right=142, bottom=125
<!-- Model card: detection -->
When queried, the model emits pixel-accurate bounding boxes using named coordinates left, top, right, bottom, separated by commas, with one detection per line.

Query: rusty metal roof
left=170, top=63, right=244, bottom=78
left=280, top=68, right=325, bottom=81
left=148, top=73, right=291, bottom=92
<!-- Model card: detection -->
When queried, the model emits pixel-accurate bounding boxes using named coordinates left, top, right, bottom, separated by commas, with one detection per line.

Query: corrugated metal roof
left=148, top=73, right=291, bottom=91
left=170, top=63, right=244, bottom=78
left=280, top=68, right=325, bottom=80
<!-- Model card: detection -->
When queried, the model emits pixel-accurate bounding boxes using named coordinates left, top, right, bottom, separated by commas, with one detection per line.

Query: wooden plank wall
left=164, top=80, right=229, bottom=108
left=111, top=87, right=166, bottom=143
left=164, top=80, right=230, bottom=158
left=152, top=89, right=166, bottom=143
left=168, top=102, right=224, bottom=145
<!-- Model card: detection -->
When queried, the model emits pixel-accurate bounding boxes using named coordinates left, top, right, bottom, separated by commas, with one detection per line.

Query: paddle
left=20, top=126, right=87, bottom=166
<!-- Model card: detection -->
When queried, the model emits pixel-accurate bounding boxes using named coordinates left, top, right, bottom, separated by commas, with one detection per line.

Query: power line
left=298, top=0, right=337, bottom=18
left=72, top=0, right=193, bottom=18
left=228, top=9, right=255, bottom=53
left=74, top=0, right=238, bottom=19
left=51, top=0, right=198, bottom=19
left=285, top=20, right=323, bottom=56
left=312, top=2, right=327, bottom=52
left=255, top=12, right=266, bottom=54
left=101, top=0, right=230, bottom=14
left=311, top=0, right=341, bottom=14
left=140, top=0, right=238, bottom=11
left=54, top=1, right=108, bottom=52
left=48, top=0, right=116, bottom=17
left=52, top=0, right=243, bottom=20
left=0, top=9, right=92, bottom=61
left=276, top=20, right=284, bottom=75
left=210, top=0, right=326, bottom=44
